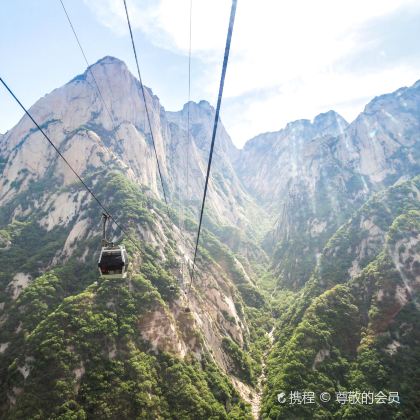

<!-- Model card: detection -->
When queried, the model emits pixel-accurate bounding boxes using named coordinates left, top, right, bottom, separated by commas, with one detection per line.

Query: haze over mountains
left=0, top=56, right=419, bottom=418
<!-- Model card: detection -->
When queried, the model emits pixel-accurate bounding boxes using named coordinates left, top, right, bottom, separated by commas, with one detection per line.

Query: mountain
left=262, top=177, right=420, bottom=419
left=1, top=56, right=419, bottom=419
left=0, top=57, right=272, bottom=418
left=0, top=171, right=262, bottom=418
left=236, top=81, right=420, bottom=290
left=0, top=57, right=265, bottom=235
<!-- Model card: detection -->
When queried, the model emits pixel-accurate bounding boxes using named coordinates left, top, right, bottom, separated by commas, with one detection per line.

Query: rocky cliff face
left=235, top=81, right=420, bottom=289
left=0, top=166, right=266, bottom=417
left=0, top=57, right=264, bottom=234
left=235, top=111, right=349, bottom=205
left=0, top=57, right=271, bottom=418
left=1, top=56, right=419, bottom=418
left=263, top=177, right=420, bottom=419
left=340, top=81, right=420, bottom=184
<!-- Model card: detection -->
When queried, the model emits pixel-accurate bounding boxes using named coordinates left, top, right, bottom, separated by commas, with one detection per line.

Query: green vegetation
left=222, top=338, right=256, bottom=386
left=263, top=285, right=360, bottom=419
left=0, top=169, right=258, bottom=419
left=3, top=276, right=251, bottom=419
left=269, top=168, right=369, bottom=291
left=261, top=177, right=420, bottom=419
left=1, top=142, right=419, bottom=419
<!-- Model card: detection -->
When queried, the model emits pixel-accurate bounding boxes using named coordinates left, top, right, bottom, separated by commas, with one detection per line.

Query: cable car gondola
left=98, top=214, right=129, bottom=279
left=98, top=245, right=128, bottom=279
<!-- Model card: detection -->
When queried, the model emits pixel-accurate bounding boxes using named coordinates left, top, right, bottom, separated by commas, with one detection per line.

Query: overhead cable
left=189, top=0, right=238, bottom=288
left=0, top=77, right=141, bottom=252
left=123, top=0, right=169, bottom=207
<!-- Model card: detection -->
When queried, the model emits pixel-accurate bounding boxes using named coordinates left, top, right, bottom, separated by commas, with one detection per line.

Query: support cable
left=59, top=0, right=163, bottom=235
left=182, top=0, right=193, bottom=283
left=123, top=0, right=169, bottom=207
left=186, top=0, right=193, bottom=220
left=0, top=77, right=141, bottom=252
left=189, top=0, right=237, bottom=289
left=59, top=0, right=117, bottom=135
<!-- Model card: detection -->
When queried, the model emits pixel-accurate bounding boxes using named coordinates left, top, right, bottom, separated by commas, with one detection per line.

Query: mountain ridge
left=1, top=56, right=419, bottom=419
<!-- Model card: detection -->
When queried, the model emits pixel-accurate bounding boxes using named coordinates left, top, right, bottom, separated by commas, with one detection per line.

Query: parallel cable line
left=186, top=0, right=193, bottom=218
left=123, top=0, right=169, bottom=208
left=189, top=0, right=237, bottom=289
left=59, top=0, right=127, bottom=164
left=59, top=0, right=115, bottom=131
left=61, top=0, right=170, bottom=235
left=180, top=0, right=193, bottom=289
left=0, top=77, right=141, bottom=253
left=184, top=0, right=193, bottom=287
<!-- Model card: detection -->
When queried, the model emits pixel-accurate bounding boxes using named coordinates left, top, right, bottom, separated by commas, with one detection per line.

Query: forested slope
left=262, top=177, right=420, bottom=419
left=1, top=58, right=419, bottom=419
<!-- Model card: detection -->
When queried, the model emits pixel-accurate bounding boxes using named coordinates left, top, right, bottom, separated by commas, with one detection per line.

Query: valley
left=0, top=57, right=419, bottom=419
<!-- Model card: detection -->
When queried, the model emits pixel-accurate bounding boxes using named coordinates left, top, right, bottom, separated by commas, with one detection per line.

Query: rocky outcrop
left=0, top=57, right=260, bottom=235
left=235, top=81, right=420, bottom=289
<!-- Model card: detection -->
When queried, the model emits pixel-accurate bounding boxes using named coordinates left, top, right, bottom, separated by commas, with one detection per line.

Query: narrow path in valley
left=250, top=326, right=275, bottom=419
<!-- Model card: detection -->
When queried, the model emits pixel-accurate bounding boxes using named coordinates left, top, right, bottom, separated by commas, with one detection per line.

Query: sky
left=1, top=0, right=420, bottom=148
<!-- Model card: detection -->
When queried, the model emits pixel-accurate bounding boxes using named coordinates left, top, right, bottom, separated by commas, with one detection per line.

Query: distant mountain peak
left=91, top=55, right=127, bottom=67
left=68, top=56, right=129, bottom=85
left=363, top=78, right=420, bottom=114
left=313, top=110, right=346, bottom=124
left=198, top=99, right=212, bottom=109
left=175, top=100, right=215, bottom=121
left=281, top=111, right=348, bottom=138
left=87, top=56, right=130, bottom=76
left=285, top=119, right=311, bottom=131
left=180, top=100, right=213, bottom=113
left=313, top=110, right=348, bottom=135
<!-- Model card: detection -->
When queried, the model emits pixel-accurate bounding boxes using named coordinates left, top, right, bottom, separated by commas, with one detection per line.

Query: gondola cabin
left=98, top=245, right=128, bottom=279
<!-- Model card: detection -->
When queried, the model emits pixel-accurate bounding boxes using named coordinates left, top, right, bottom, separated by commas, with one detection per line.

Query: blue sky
left=0, top=0, right=206, bottom=134
left=1, top=0, right=420, bottom=147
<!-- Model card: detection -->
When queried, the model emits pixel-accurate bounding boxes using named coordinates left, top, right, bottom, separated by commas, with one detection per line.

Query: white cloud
left=83, top=0, right=128, bottom=36
left=84, top=0, right=229, bottom=54
left=86, top=0, right=420, bottom=147
left=224, top=64, right=420, bottom=145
